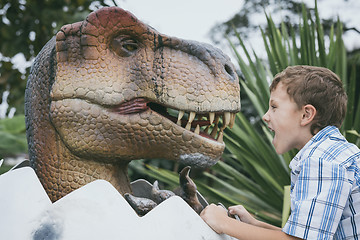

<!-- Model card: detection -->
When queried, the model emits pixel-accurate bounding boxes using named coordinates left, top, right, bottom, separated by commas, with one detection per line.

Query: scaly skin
left=25, top=7, right=240, bottom=202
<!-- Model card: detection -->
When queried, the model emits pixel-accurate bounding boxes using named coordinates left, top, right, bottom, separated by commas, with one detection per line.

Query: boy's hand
left=228, top=205, right=258, bottom=226
left=200, top=204, right=229, bottom=234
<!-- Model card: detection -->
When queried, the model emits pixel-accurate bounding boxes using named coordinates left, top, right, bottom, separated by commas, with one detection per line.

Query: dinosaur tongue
left=112, top=98, right=149, bottom=114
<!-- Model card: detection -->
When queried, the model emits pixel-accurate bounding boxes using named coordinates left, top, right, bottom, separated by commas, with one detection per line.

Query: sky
left=115, top=0, right=360, bottom=52
left=117, top=0, right=244, bottom=45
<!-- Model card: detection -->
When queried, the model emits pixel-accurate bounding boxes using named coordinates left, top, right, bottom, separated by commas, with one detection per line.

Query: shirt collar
left=290, top=126, right=341, bottom=168
left=311, top=125, right=340, bottom=143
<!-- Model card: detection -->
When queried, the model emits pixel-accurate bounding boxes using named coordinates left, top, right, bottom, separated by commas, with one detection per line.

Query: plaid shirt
left=283, top=126, right=360, bottom=239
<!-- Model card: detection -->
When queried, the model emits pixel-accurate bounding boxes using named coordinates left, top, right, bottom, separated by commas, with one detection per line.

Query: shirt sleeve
left=282, top=156, right=352, bottom=239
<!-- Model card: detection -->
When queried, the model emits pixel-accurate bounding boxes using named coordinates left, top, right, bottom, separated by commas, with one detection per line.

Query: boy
left=201, top=65, right=360, bottom=239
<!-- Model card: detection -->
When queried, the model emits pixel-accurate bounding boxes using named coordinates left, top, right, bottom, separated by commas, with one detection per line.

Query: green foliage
left=139, top=1, right=360, bottom=227
left=0, top=0, right=120, bottom=113
left=209, top=0, right=356, bottom=49
left=0, top=114, right=27, bottom=159
left=0, top=164, right=12, bottom=175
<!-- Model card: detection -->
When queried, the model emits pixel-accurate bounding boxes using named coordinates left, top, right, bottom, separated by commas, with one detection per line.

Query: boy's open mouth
left=268, top=126, right=275, bottom=133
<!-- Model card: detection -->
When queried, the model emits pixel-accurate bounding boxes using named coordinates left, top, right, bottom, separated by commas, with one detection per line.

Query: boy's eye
left=271, top=105, right=277, bottom=110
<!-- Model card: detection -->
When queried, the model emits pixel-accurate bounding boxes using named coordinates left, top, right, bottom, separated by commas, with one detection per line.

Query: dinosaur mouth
left=112, top=98, right=236, bottom=143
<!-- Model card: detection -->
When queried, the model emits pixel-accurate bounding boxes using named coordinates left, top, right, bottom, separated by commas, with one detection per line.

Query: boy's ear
left=301, top=104, right=316, bottom=126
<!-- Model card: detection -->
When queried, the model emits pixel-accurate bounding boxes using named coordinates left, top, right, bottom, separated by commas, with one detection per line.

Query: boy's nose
left=262, top=110, right=270, bottom=122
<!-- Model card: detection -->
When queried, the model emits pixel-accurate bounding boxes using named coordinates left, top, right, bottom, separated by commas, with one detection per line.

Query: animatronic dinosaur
left=25, top=7, right=240, bottom=203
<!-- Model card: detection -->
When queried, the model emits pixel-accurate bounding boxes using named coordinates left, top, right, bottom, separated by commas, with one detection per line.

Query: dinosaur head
left=25, top=7, right=240, bottom=201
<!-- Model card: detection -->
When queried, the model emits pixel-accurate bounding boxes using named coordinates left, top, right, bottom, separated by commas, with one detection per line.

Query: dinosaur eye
left=111, top=35, right=139, bottom=57
left=123, top=42, right=138, bottom=51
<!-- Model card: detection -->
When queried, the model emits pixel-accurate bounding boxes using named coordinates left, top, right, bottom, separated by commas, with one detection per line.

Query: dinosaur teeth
left=210, top=124, right=218, bottom=138
left=217, top=131, right=224, bottom=143
left=184, top=112, right=196, bottom=131
left=169, top=108, right=235, bottom=142
left=204, top=125, right=210, bottom=134
left=209, top=112, right=215, bottom=125
left=188, top=112, right=196, bottom=123
left=229, top=113, right=236, bottom=128
left=223, top=112, right=231, bottom=128
left=194, top=125, right=200, bottom=135
left=177, top=110, right=185, bottom=125
left=214, top=115, right=220, bottom=125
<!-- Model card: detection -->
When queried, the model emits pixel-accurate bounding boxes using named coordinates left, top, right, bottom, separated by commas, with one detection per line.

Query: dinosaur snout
left=159, top=36, right=238, bottom=82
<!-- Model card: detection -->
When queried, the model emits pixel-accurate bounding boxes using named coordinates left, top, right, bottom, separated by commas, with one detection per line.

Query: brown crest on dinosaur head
left=25, top=7, right=240, bottom=202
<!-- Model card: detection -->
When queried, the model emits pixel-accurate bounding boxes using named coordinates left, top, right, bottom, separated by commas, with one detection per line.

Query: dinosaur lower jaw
left=112, top=98, right=236, bottom=143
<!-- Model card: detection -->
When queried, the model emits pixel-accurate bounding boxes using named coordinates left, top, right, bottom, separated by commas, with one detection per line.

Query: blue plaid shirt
left=283, top=126, right=360, bottom=239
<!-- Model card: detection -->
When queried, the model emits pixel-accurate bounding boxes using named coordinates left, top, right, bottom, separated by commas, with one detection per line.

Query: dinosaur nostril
left=224, top=64, right=235, bottom=79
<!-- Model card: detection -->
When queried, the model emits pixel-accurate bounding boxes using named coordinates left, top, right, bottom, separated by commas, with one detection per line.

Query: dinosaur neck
left=34, top=133, right=132, bottom=202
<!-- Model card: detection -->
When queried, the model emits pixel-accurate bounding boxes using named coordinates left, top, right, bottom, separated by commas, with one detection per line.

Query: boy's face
left=262, top=82, right=307, bottom=154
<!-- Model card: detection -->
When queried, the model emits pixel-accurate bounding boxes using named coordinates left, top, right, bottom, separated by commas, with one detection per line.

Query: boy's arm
left=200, top=204, right=302, bottom=240
left=220, top=216, right=302, bottom=240
left=228, top=205, right=280, bottom=231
